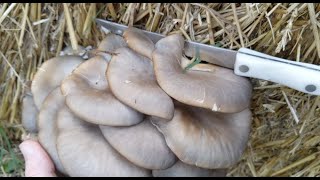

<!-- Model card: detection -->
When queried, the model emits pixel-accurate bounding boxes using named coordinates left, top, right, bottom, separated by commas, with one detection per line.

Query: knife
left=96, top=18, right=320, bottom=96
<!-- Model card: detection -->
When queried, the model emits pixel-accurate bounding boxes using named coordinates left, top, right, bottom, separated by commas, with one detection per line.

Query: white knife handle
left=234, top=48, right=320, bottom=96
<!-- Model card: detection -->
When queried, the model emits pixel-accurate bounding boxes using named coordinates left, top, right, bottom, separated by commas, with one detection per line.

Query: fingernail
left=19, top=140, right=35, bottom=161
left=19, top=140, right=57, bottom=177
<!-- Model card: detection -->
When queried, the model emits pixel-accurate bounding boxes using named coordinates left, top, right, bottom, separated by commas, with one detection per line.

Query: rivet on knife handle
left=234, top=48, right=320, bottom=96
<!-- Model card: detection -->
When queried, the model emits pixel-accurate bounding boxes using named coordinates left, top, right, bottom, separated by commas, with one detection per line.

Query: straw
left=1, top=3, right=320, bottom=177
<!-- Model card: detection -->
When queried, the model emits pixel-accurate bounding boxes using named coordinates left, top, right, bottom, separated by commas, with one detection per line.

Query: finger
left=19, top=139, right=57, bottom=177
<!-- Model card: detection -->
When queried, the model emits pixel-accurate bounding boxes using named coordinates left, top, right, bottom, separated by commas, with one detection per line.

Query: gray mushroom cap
left=56, top=107, right=151, bottom=177
left=37, top=87, right=66, bottom=174
left=22, top=81, right=38, bottom=133
left=95, top=33, right=128, bottom=61
left=106, top=47, right=174, bottom=120
left=98, top=33, right=127, bottom=52
left=22, top=95, right=38, bottom=133
left=123, top=27, right=155, bottom=59
left=31, top=55, right=84, bottom=109
left=99, top=117, right=177, bottom=170
left=151, top=102, right=252, bottom=169
left=60, top=55, right=143, bottom=126
left=152, top=160, right=227, bottom=177
left=152, top=34, right=252, bottom=113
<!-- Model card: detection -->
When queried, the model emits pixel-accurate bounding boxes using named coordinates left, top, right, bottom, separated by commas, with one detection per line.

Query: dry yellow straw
left=63, top=3, right=79, bottom=52
left=1, top=3, right=320, bottom=177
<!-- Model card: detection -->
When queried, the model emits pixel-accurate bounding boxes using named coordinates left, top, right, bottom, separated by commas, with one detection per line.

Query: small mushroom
left=106, top=47, right=174, bottom=120
left=56, top=107, right=151, bottom=177
left=60, top=45, right=92, bottom=59
left=37, top=87, right=66, bottom=175
left=152, top=160, right=227, bottom=177
left=98, top=33, right=127, bottom=53
left=22, top=81, right=38, bottom=133
left=152, top=34, right=252, bottom=113
left=89, top=33, right=127, bottom=61
left=61, top=55, right=143, bottom=126
left=99, top=117, right=177, bottom=170
left=31, top=55, right=84, bottom=109
left=150, top=102, right=252, bottom=169
left=123, top=27, right=155, bottom=59
left=22, top=95, right=38, bottom=133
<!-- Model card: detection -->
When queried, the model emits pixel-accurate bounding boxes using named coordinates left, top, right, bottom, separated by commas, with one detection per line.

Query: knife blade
left=96, top=18, right=236, bottom=69
left=95, top=18, right=320, bottom=96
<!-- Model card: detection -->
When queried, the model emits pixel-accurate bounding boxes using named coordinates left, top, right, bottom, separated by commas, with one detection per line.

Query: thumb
left=19, top=139, right=57, bottom=177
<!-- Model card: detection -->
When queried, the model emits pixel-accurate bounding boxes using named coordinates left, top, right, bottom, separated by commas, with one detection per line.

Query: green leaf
left=0, top=149, right=4, bottom=165
left=214, top=42, right=223, bottom=47
left=95, top=4, right=107, bottom=18
left=3, top=160, right=18, bottom=173
left=184, top=57, right=202, bottom=71
left=0, top=125, right=23, bottom=173
left=183, top=46, right=202, bottom=72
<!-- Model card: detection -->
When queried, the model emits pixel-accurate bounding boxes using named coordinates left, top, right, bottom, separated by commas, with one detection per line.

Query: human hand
left=19, top=139, right=57, bottom=177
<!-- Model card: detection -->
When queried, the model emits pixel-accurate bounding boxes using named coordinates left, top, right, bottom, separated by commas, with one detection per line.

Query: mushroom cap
left=60, top=45, right=89, bottom=59
left=31, top=55, right=84, bottom=109
left=60, top=55, right=143, bottom=126
left=152, top=160, right=227, bottom=177
left=150, top=102, right=252, bottom=169
left=152, top=34, right=252, bottom=113
left=107, top=47, right=174, bottom=120
left=22, top=95, right=38, bottom=133
left=97, top=33, right=127, bottom=61
left=37, top=87, right=66, bottom=174
left=56, top=107, right=151, bottom=177
left=123, top=27, right=155, bottom=59
left=99, top=117, right=177, bottom=170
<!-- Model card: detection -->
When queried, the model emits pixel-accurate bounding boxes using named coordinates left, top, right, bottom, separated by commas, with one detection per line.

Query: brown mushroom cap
left=107, top=47, right=174, bottom=120
left=123, top=27, right=155, bottom=59
left=152, top=160, right=227, bottom=177
left=60, top=55, right=143, bottom=126
left=150, top=102, right=252, bottom=169
left=99, top=117, right=177, bottom=170
left=152, top=34, right=252, bottom=113
left=37, top=87, right=66, bottom=174
left=56, top=107, right=151, bottom=177
left=31, top=55, right=84, bottom=109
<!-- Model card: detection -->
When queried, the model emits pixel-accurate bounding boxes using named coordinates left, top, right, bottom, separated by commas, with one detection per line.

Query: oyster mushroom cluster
left=22, top=26, right=253, bottom=177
